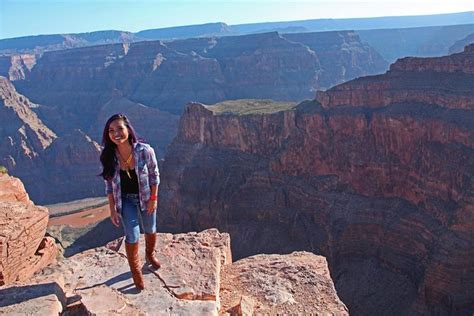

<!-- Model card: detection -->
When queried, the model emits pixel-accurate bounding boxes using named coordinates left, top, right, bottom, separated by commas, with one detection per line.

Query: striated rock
left=0, top=54, right=37, bottom=81
left=158, top=47, right=474, bottom=314
left=8, top=128, right=103, bottom=204
left=0, top=173, right=31, bottom=203
left=0, top=175, right=58, bottom=286
left=1, top=30, right=386, bottom=203
left=283, top=31, right=388, bottom=87
left=220, top=252, right=348, bottom=315
left=0, top=30, right=136, bottom=55
left=316, top=44, right=474, bottom=110
left=13, top=30, right=384, bottom=119
left=0, top=76, right=57, bottom=166
left=0, top=226, right=346, bottom=315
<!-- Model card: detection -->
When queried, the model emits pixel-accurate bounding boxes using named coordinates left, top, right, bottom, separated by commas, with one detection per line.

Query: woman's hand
left=146, top=198, right=158, bottom=214
left=110, top=209, right=120, bottom=227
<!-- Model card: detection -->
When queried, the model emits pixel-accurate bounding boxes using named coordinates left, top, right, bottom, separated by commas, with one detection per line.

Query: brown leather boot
left=125, top=242, right=145, bottom=290
left=145, top=233, right=161, bottom=269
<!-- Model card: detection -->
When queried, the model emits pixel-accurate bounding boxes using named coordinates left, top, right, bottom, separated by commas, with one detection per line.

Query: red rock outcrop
left=0, top=229, right=345, bottom=315
left=158, top=47, right=474, bottom=314
left=12, top=30, right=385, bottom=120
left=0, top=76, right=57, bottom=166
left=2, top=31, right=385, bottom=203
left=0, top=54, right=37, bottom=81
left=220, top=251, right=348, bottom=315
left=0, top=174, right=58, bottom=285
left=316, top=44, right=474, bottom=110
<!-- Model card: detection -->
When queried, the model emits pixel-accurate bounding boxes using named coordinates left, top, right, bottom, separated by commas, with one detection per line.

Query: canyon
left=1, top=11, right=472, bottom=55
left=0, top=174, right=347, bottom=315
left=157, top=45, right=474, bottom=314
left=1, top=30, right=387, bottom=203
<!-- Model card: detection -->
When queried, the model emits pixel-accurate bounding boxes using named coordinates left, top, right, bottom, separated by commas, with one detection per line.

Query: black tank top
left=120, top=169, right=139, bottom=194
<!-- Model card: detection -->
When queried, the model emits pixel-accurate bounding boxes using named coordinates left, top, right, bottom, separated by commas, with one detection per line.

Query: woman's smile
left=108, top=120, right=130, bottom=145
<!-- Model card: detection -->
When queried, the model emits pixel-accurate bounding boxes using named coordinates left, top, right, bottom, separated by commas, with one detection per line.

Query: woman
left=100, top=113, right=161, bottom=290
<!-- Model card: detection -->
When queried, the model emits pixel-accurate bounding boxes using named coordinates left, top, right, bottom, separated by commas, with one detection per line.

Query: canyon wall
left=158, top=46, right=474, bottom=314
left=0, top=76, right=103, bottom=203
left=0, top=31, right=387, bottom=203
left=358, top=23, right=474, bottom=63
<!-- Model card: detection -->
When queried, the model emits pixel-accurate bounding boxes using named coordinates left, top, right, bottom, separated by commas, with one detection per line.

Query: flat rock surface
left=220, top=251, right=348, bottom=315
left=117, top=228, right=230, bottom=301
left=37, top=229, right=232, bottom=315
left=0, top=274, right=65, bottom=315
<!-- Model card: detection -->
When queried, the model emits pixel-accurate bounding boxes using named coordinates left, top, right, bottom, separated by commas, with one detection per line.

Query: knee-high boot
left=125, top=242, right=145, bottom=290
left=145, top=233, right=161, bottom=269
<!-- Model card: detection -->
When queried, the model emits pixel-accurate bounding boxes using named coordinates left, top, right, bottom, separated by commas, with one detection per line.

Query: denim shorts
left=120, top=193, right=156, bottom=244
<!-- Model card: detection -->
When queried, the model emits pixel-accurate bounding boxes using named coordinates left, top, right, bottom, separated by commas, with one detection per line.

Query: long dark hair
left=99, top=114, right=138, bottom=180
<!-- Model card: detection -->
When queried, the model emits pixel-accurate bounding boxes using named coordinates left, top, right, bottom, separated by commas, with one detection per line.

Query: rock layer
left=0, top=76, right=105, bottom=203
left=0, top=229, right=346, bottom=315
left=158, top=47, right=474, bottom=314
left=220, top=251, right=348, bottom=315
left=0, top=174, right=58, bottom=286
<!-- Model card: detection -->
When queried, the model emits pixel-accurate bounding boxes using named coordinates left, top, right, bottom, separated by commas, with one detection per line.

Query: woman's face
left=108, top=119, right=130, bottom=146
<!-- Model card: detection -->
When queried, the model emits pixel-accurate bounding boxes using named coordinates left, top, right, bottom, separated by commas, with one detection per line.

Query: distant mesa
left=449, top=32, right=474, bottom=53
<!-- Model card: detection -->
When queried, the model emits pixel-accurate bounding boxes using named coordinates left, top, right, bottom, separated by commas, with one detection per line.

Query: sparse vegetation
left=206, top=99, right=297, bottom=115
left=0, top=165, right=8, bottom=175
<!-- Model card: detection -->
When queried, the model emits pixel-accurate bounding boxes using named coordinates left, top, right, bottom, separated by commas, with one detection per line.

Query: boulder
left=0, top=175, right=58, bottom=286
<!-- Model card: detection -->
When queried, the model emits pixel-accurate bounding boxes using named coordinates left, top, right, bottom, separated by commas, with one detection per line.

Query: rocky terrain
left=0, top=29, right=388, bottom=204
left=0, top=175, right=347, bottom=315
left=0, top=31, right=136, bottom=55
left=3, top=21, right=472, bottom=205
left=0, top=76, right=104, bottom=203
left=0, top=174, right=58, bottom=286
left=158, top=46, right=474, bottom=314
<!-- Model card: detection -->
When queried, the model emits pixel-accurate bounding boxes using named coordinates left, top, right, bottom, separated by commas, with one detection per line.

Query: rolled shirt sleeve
left=105, top=179, right=113, bottom=194
left=146, top=146, right=160, bottom=186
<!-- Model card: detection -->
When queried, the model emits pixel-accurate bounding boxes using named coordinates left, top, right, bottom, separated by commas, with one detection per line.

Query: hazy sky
left=1, top=0, right=473, bottom=39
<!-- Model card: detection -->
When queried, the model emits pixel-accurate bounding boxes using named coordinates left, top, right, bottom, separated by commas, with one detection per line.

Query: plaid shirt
left=105, top=142, right=160, bottom=213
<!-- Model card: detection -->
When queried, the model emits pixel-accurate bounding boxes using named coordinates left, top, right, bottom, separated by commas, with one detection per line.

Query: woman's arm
left=108, top=193, right=120, bottom=227
left=146, top=184, right=158, bottom=214
left=145, top=146, right=160, bottom=187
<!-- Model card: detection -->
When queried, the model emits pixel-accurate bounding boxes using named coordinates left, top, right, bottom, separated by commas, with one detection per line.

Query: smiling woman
left=99, top=113, right=161, bottom=291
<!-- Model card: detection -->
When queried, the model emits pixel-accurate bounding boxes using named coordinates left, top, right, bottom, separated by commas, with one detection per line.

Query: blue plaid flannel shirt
left=105, top=142, right=160, bottom=213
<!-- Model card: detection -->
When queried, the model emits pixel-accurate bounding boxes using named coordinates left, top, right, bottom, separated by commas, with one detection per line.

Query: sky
left=0, top=0, right=473, bottom=39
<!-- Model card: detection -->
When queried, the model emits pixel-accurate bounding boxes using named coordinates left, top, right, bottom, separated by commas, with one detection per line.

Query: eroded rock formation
left=158, top=46, right=474, bottom=314
left=0, top=30, right=388, bottom=204
left=0, top=76, right=103, bottom=203
left=0, top=228, right=346, bottom=315
left=0, top=174, right=57, bottom=286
